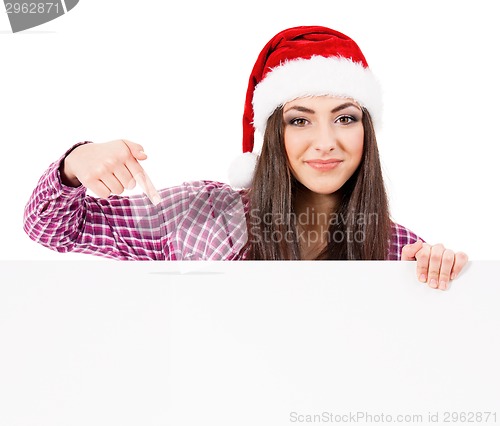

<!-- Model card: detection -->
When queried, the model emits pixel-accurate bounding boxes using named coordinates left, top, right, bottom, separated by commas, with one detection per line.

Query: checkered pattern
left=24, top=151, right=421, bottom=261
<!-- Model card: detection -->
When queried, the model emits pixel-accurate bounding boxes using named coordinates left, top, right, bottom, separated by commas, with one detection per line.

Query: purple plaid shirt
left=23, top=149, right=421, bottom=260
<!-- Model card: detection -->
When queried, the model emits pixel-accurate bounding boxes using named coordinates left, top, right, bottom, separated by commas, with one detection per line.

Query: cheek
left=353, top=142, right=364, bottom=164
left=349, top=129, right=364, bottom=165
left=283, top=133, right=304, bottom=180
left=283, top=130, right=302, bottom=162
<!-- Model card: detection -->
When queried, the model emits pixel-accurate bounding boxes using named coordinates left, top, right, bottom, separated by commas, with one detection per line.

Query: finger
left=120, top=139, right=147, bottom=161
left=414, top=243, right=431, bottom=284
left=125, top=177, right=136, bottom=190
left=450, top=251, right=469, bottom=280
left=134, top=170, right=161, bottom=206
left=401, top=239, right=424, bottom=260
left=438, top=249, right=456, bottom=290
left=87, top=179, right=112, bottom=199
left=112, top=164, right=136, bottom=190
left=426, top=244, right=445, bottom=289
left=100, top=173, right=125, bottom=195
left=123, top=157, right=146, bottom=190
left=120, top=141, right=159, bottom=203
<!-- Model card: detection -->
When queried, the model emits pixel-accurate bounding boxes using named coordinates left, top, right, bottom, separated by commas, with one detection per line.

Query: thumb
left=401, top=239, right=424, bottom=261
left=121, top=139, right=147, bottom=161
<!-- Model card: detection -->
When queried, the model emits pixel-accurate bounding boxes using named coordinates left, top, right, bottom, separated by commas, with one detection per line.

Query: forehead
left=284, top=95, right=361, bottom=110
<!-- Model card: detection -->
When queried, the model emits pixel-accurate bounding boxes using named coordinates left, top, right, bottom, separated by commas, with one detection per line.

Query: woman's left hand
left=401, top=240, right=468, bottom=290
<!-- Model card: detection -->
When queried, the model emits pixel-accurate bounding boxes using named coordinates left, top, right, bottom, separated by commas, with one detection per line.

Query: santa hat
left=228, top=25, right=382, bottom=188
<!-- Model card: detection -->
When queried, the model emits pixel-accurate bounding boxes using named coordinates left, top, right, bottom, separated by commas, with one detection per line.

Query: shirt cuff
left=58, top=141, right=93, bottom=190
left=35, top=142, right=92, bottom=216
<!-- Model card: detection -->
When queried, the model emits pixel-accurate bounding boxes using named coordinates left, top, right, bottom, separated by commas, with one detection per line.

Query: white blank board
left=0, top=260, right=498, bottom=426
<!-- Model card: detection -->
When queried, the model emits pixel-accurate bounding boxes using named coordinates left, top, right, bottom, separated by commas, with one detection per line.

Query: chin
left=303, top=182, right=342, bottom=195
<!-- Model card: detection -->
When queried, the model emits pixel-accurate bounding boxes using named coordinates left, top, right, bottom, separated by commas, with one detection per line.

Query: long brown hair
left=245, top=105, right=391, bottom=260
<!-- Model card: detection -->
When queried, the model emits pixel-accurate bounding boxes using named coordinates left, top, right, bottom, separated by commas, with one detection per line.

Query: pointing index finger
left=134, top=170, right=161, bottom=206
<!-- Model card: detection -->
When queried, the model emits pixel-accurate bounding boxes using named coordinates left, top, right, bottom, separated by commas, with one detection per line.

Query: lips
left=305, top=159, right=343, bottom=171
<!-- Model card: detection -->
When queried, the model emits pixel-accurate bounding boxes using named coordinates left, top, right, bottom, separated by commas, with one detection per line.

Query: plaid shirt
left=23, top=150, right=421, bottom=261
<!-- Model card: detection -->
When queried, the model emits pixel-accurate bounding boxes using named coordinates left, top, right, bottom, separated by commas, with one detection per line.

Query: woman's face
left=283, top=96, right=364, bottom=195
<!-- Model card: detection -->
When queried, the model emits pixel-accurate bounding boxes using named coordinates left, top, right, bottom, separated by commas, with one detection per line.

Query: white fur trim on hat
left=252, top=55, right=383, bottom=133
left=228, top=152, right=258, bottom=188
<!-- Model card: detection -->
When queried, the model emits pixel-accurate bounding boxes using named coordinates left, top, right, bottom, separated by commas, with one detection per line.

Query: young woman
left=23, top=25, right=467, bottom=290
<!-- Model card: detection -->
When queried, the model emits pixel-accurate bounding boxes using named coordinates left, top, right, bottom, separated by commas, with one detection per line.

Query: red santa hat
left=228, top=25, right=383, bottom=188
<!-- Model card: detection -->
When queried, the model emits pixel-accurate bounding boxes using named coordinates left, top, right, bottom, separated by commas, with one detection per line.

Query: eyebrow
left=283, top=102, right=361, bottom=115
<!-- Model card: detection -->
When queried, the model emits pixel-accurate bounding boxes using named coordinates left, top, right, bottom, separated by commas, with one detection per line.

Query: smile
left=304, top=159, right=343, bottom=171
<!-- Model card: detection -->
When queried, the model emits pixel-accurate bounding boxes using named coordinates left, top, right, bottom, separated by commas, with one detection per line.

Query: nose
left=312, top=122, right=337, bottom=152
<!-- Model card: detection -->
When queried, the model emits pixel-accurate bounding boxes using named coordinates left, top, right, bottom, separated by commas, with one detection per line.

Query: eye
left=289, top=117, right=309, bottom=127
left=335, top=115, right=357, bottom=125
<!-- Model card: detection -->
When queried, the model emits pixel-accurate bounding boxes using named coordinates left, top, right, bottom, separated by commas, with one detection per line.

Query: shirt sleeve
left=23, top=144, right=170, bottom=260
left=387, top=221, right=425, bottom=260
left=23, top=145, right=248, bottom=261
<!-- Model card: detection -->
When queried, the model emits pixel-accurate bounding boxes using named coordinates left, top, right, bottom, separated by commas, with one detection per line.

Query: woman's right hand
left=61, top=139, right=160, bottom=204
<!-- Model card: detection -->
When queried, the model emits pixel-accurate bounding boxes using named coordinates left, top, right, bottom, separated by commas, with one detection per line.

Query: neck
left=294, top=185, right=340, bottom=224
left=293, top=185, right=340, bottom=260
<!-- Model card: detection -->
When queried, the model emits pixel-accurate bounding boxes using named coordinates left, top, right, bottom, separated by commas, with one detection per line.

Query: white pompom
left=227, top=152, right=258, bottom=188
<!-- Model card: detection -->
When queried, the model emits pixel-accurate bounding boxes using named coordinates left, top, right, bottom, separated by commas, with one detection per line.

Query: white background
left=0, top=3, right=499, bottom=424
left=0, top=0, right=499, bottom=260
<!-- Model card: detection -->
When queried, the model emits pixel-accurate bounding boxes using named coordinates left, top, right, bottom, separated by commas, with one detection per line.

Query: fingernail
left=450, top=273, right=456, bottom=280
left=429, top=279, right=438, bottom=288
left=419, top=274, right=427, bottom=283
left=127, top=179, right=136, bottom=190
left=439, top=280, right=448, bottom=290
